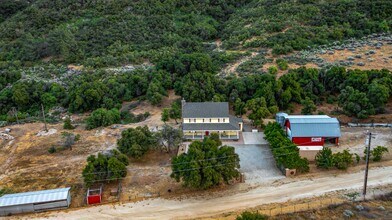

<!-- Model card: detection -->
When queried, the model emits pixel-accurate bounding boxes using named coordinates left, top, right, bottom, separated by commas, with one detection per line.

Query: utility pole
left=11, top=107, right=19, bottom=124
left=363, top=132, right=372, bottom=199
left=41, top=104, right=48, bottom=132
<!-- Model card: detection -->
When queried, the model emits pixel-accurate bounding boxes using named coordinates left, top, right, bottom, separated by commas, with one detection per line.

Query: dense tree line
left=1, top=62, right=390, bottom=122
left=264, top=122, right=309, bottom=173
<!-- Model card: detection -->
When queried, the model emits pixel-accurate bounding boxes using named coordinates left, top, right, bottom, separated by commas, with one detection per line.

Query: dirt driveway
left=26, top=166, right=392, bottom=220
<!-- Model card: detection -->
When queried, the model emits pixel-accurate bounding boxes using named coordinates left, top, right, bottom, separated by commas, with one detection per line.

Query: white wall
left=183, top=117, right=229, bottom=123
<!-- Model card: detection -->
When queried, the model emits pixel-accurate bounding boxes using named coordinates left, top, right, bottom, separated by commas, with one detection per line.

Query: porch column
left=192, top=131, right=194, bottom=139
left=219, top=131, right=221, bottom=139
left=236, top=131, right=239, bottom=139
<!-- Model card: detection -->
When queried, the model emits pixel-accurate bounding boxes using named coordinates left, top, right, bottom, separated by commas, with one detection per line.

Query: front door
left=205, top=131, right=209, bottom=136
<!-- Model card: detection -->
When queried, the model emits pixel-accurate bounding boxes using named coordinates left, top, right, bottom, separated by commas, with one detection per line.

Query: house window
left=223, top=118, right=225, bottom=122
left=209, top=119, right=211, bottom=122
left=188, top=119, right=191, bottom=123
left=218, top=119, right=220, bottom=122
left=194, top=119, right=196, bottom=122
left=203, top=119, right=205, bottom=122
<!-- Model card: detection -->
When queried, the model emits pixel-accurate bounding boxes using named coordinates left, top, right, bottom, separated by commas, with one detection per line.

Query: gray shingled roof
left=288, top=118, right=341, bottom=137
left=182, top=102, right=229, bottom=118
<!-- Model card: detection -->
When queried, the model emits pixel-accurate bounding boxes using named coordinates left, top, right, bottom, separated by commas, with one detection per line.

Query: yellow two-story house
left=181, top=100, right=243, bottom=140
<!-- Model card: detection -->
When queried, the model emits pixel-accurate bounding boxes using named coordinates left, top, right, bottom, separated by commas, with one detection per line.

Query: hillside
left=0, top=0, right=390, bottom=123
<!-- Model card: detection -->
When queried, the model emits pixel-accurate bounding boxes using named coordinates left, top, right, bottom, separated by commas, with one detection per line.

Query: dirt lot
left=0, top=91, right=180, bottom=207
left=336, top=127, right=392, bottom=157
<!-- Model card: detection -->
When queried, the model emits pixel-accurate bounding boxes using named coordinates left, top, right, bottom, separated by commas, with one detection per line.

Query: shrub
left=63, top=116, right=74, bottom=129
left=333, top=150, right=353, bottom=170
left=86, top=108, right=120, bottom=130
left=48, top=146, right=57, bottom=154
left=276, top=58, right=288, bottom=70
left=371, top=146, right=389, bottom=162
left=268, top=66, right=278, bottom=75
left=315, top=147, right=334, bottom=169
left=236, top=211, right=268, bottom=220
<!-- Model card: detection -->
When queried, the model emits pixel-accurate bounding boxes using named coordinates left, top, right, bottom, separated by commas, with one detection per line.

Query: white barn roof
left=288, top=117, right=341, bottom=137
left=0, top=187, right=70, bottom=207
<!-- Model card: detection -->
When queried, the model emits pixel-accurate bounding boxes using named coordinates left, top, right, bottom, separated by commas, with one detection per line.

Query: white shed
left=0, top=187, right=71, bottom=216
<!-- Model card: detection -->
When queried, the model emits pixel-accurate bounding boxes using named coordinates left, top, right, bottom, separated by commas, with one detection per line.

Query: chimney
left=181, top=98, right=186, bottom=108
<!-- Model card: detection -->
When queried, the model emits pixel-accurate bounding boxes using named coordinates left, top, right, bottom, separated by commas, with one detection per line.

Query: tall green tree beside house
left=171, top=137, right=240, bottom=189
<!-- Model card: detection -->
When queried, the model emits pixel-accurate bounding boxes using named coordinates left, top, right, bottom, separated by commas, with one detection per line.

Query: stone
left=354, top=54, right=362, bottom=59
left=367, top=58, right=374, bottom=62
left=343, top=209, right=354, bottom=218
left=368, top=50, right=376, bottom=54
left=357, top=62, right=365, bottom=66
left=356, top=205, right=364, bottom=211
left=347, top=56, right=355, bottom=61
left=378, top=206, right=386, bottom=211
left=328, top=51, right=335, bottom=55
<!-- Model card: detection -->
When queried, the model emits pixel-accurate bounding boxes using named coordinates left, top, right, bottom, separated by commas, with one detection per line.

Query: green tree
left=156, top=125, right=183, bottom=153
left=117, top=126, right=157, bottom=158
left=169, top=101, right=181, bottom=124
left=82, top=149, right=128, bottom=187
left=339, top=86, right=375, bottom=118
left=367, top=82, right=389, bottom=113
left=161, top=108, right=170, bottom=124
left=171, top=137, right=240, bottom=189
left=301, top=97, right=316, bottom=115
left=315, top=147, right=334, bottom=169
left=86, top=108, right=120, bottom=130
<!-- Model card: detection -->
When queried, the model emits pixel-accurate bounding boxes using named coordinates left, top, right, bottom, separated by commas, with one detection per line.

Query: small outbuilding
left=0, top=187, right=71, bottom=216
left=86, top=185, right=103, bottom=205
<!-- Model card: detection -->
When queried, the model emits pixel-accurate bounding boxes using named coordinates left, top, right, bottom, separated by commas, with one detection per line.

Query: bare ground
left=21, top=166, right=392, bottom=220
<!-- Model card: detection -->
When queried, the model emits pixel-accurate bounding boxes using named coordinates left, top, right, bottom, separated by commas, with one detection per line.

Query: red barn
left=284, top=117, right=340, bottom=146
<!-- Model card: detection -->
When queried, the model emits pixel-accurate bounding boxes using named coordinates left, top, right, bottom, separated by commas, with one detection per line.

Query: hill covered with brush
left=0, top=0, right=391, bottom=123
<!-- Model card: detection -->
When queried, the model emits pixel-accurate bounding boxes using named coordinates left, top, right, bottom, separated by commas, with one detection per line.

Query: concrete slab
left=242, top=132, right=268, bottom=145
left=232, top=144, right=285, bottom=185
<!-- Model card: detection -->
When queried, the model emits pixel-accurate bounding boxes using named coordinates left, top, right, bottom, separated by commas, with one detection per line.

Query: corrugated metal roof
left=285, top=115, right=331, bottom=119
left=182, top=102, right=229, bottom=118
left=288, top=118, right=341, bottom=137
left=0, top=187, right=70, bottom=207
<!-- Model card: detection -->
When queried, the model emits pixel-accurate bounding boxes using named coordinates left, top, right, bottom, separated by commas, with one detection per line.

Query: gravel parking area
left=233, top=144, right=284, bottom=185
left=242, top=132, right=268, bottom=145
